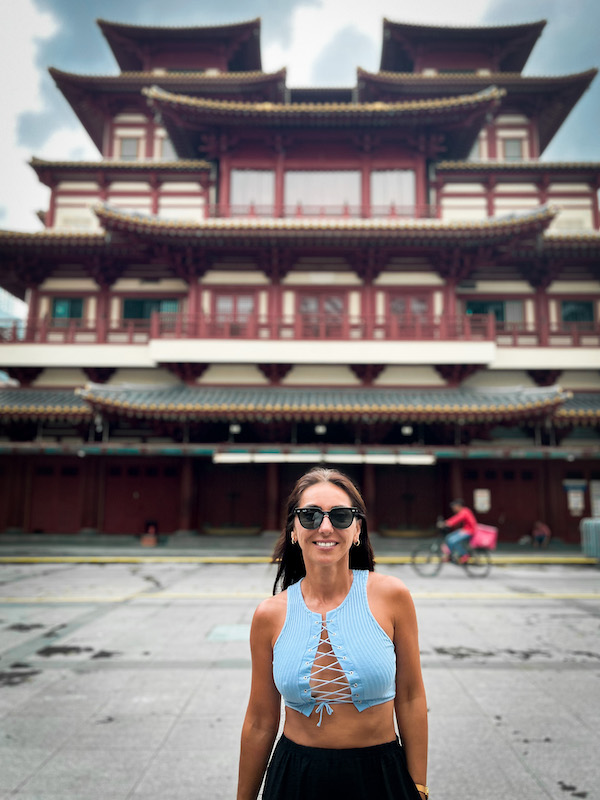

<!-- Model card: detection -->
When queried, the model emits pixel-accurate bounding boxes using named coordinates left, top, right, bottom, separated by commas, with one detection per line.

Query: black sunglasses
left=294, top=506, right=361, bottom=530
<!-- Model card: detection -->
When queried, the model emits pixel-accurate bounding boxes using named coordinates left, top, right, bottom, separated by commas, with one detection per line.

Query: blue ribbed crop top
left=273, top=570, right=396, bottom=725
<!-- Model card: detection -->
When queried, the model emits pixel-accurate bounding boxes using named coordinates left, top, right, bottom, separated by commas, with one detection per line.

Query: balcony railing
left=1, top=313, right=494, bottom=345
left=495, top=320, right=600, bottom=347
left=2, top=314, right=598, bottom=347
left=206, top=203, right=439, bottom=219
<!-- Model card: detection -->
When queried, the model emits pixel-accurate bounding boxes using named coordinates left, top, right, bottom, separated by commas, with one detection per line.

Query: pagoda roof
left=556, top=392, right=600, bottom=426
left=76, top=383, right=569, bottom=424
left=380, top=19, right=546, bottom=73
left=30, top=157, right=213, bottom=187
left=144, top=85, right=505, bottom=160
left=0, top=388, right=91, bottom=421
left=50, top=67, right=286, bottom=151
left=97, top=17, right=262, bottom=72
left=357, top=69, right=597, bottom=154
left=93, top=203, right=555, bottom=250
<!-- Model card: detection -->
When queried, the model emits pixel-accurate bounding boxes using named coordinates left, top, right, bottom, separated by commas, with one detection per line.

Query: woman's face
left=293, top=481, right=361, bottom=566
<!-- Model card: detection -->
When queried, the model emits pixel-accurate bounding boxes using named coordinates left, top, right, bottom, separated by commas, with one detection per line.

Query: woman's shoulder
left=252, top=590, right=288, bottom=636
left=366, top=571, right=413, bottom=605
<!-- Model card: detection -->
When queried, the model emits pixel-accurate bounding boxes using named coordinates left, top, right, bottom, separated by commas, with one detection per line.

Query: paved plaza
left=0, top=556, right=599, bottom=799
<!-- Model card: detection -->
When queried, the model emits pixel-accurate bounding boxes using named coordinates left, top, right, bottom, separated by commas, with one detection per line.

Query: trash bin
left=580, top=518, right=600, bottom=558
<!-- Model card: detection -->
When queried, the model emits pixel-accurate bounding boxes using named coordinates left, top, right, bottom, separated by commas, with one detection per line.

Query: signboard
left=473, top=488, right=491, bottom=514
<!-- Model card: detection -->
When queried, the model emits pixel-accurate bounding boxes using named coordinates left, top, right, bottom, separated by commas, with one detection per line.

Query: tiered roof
left=144, top=85, right=505, bottom=160
left=357, top=69, right=597, bottom=154
left=30, top=157, right=213, bottom=187
left=380, top=19, right=546, bottom=73
left=50, top=67, right=286, bottom=151
left=97, top=18, right=262, bottom=72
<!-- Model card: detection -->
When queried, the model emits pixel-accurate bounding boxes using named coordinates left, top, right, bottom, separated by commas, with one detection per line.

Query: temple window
left=465, top=299, right=524, bottom=325
left=502, top=138, right=524, bottom=162
left=298, top=293, right=345, bottom=337
left=389, top=294, right=430, bottom=318
left=284, top=171, right=360, bottom=215
left=51, top=297, right=83, bottom=326
left=560, top=300, right=594, bottom=323
left=122, top=298, right=179, bottom=319
left=230, top=169, right=275, bottom=214
left=370, top=170, right=416, bottom=215
left=213, top=293, right=256, bottom=336
left=119, top=137, right=141, bottom=161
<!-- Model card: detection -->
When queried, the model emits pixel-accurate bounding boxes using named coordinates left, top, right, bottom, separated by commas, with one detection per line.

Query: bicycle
left=411, top=523, right=497, bottom=578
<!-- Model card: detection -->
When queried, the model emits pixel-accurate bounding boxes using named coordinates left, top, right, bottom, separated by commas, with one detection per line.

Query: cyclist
left=438, top=498, right=477, bottom=563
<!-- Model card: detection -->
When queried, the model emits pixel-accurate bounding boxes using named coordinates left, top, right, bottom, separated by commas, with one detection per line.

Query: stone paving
left=0, top=560, right=598, bottom=799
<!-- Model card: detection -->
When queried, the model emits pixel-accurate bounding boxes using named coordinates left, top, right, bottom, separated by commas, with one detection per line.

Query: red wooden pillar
left=450, top=461, right=462, bottom=504
left=219, top=153, right=230, bottom=216
left=444, top=278, right=457, bottom=321
left=486, top=176, right=496, bottom=218
left=275, top=150, right=285, bottom=217
left=25, top=287, right=40, bottom=341
left=179, top=457, right=195, bottom=532
left=363, top=463, right=377, bottom=532
left=269, top=281, right=281, bottom=338
left=266, top=462, right=279, bottom=531
left=360, top=155, right=370, bottom=218
left=96, top=285, right=109, bottom=343
left=535, top=288, right=550, bottom=346
left=145, top=117, right=155, bottom=159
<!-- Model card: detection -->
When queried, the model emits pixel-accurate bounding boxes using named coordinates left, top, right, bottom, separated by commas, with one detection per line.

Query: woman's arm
left=236, top=600, right=282, bottom=800
left=392, top=582, right=428, bottom=795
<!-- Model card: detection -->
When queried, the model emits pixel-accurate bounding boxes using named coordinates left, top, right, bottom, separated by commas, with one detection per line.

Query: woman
left=237, top=467, right=428, bottom=800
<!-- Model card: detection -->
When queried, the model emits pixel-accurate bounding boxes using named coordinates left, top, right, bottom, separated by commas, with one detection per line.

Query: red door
left=29, top=459, right=84, bottom=533
left=103, top=460, right=181, bottom=534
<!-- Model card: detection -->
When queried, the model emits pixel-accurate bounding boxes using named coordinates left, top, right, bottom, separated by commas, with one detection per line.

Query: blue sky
left=0, top=0, right=598, bottom=231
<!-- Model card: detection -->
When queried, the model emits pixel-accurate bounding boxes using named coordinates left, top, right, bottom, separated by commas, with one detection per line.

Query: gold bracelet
left=415, top=784, right=429, bottom=798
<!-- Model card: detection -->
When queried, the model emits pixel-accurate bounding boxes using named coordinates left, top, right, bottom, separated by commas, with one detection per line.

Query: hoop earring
left=353, top=536, right=360, bottom=546
left=291, top=535, right=297, bottom=545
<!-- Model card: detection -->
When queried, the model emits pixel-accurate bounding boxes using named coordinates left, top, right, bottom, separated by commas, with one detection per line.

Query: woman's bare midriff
left=283, top=698, right=396, bottom=749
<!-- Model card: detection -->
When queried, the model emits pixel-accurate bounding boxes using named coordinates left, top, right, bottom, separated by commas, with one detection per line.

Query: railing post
left=150, top=311, right=159, bottom=339
left=463, top=315, right=471, bottom=340
left=486, top=313, right=496, bottom=340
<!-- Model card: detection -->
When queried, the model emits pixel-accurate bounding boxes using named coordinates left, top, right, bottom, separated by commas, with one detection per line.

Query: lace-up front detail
left=310, top=619, right=352, bottom=726
left=272, top=570, right=396, bottom=724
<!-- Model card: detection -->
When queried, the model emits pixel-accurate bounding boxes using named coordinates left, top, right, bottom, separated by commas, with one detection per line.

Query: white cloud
left=0, top=0, right=59, bottom=230
left=264, top=0, right=496, bottom=84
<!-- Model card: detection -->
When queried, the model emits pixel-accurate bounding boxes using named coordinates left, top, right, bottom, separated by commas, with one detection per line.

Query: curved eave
left=77, top=384, right=568, bottom=425
left=93, top=203, right=555, bottom=248
left=49, top=66, right=285, bottom=91
left=555, top=393, right=600, bottom=427
left=436, top=159, right=600, bottom=174
left=97, top=17, right=262, bottom=72
left=540, top=232, right=600, bottom=257
left=0, top=230, right=107, bottom=249
left=143, top=85, right=505, bottom=127
left=0, top=390, right=92, bottom=422
left=359, top=67, right=596, bottom=89
left=380, top=19, right=546, bottom=73
left=30, top=157, right=213, bottom=187
left=50, top=65, right=286, bottom=152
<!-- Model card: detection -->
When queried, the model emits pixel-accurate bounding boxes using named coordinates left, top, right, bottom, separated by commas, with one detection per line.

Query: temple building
left=0, top=17, right=599, bottom=541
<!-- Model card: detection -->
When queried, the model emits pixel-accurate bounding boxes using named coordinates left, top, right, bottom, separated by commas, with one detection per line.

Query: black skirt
left=262, top=735, right=422, bottom=800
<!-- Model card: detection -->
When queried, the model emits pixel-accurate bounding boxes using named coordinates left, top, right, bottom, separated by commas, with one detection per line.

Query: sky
left=0, top=0, right=598, bottom=232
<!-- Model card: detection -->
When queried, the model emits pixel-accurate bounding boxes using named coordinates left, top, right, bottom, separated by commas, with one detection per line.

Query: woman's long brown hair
left=272, top=467, right=375, bottom=594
